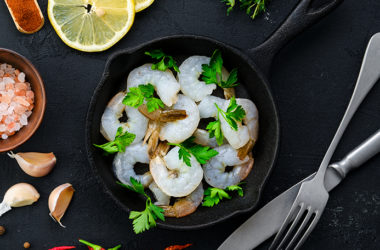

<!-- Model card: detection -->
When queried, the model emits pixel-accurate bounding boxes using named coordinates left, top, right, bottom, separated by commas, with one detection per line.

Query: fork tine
left=292, top=211, right=322, bottom=250
left=285, top=208, right=313, bottom=250
left=269, top=203, right=303, bottom=250
left=276, top=203, right=306, bottom=250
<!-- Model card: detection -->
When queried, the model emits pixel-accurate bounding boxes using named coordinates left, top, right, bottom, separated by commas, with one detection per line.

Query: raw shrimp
left=203, top=144, right=254, bottom=189
left=198, top=96, right=259, bottom=150
left=126, top=64, right=180, bottom=107
left=161, top=183, right=204, bottom=218
left=160, top=94, right=200, bottom=144
left=177, top=56, right=217, bottom=102
left=100, top=92, right=148, bottom=142
left=178, top=56, right=234, bottom=101
left=150, top=146, right=203, bottom=197
left=113, top=142, right=152, bottom=187
left=193, top=129, right=220, bottom=148
left=149, top=181, right=170, bottom=206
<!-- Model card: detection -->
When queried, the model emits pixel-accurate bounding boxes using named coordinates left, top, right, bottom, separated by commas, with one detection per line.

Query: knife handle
left=330, top=129, right=380, bottom=178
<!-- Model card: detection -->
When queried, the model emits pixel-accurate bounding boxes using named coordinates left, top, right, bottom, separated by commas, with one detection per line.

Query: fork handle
left=330, top=129, right=380, bottom=178
left=315, top=33, right=380, bottom=181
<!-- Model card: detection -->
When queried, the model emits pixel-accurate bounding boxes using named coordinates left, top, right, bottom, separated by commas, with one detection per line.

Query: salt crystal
left=0, top=103, right=8, bottom=112
left=3, top=77, right=15, bottom=84
left=0, top=124, right=5, bottom=132
left=1, top=134, right=8, bottom=140
left=25, top=111, right=32, bottom=117
left=7, top=106, right=14, bottom=113
left=20, top=114, right=27, bottom=125
left=18, top=73, right=25, bottom=83
left=0, top=81, right=5, bottom=91
left=14, top=123, right=21, bottom=131
left=0, top=64, right=6, bottom=70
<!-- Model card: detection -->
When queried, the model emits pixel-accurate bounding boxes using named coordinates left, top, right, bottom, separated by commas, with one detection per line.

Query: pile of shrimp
left=100, top=56, right=259, bottom=218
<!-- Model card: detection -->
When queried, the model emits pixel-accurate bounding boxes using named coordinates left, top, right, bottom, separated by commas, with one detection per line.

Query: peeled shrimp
left=101, top=92, right=148, bottom=142
left=150, top=146, right=203, bottom=197
left=149, top=181, right=170, bottom=206
left=160, top=94, right=200, bottom=144
left=178, top=56, right=234, bottom=101
left=203, top=145, right=254, bottom=189
left=113, top=143, right=152, bottom=187
left=126, top=64, right=180, bottom=107
left=177, top=56, right=217, bottom=102
left=198, top=96, right=259, bottom=150
left=193, top=129, right=220, bottom=148
left=161, top=183, right=204, bottom=218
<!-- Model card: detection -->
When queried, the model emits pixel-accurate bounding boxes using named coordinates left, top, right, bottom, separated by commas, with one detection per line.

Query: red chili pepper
left=164, top=243, right=192, bottom=250
left=48, top=247, right=76, bottom=250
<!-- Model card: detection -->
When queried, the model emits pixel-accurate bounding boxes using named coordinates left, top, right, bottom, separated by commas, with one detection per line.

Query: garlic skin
left=8, top=152, right=56, bottom=177
left=48, top=183, right=75, bottom=228
left=0, top=183, right=40, bottom=217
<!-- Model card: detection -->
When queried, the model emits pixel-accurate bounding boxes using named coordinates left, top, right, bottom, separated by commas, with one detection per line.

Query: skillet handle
left=248, top=0, right=343, bottom=75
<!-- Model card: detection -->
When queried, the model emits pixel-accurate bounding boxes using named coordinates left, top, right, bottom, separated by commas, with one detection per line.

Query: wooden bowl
left=0, top=48, right=46, bottom=152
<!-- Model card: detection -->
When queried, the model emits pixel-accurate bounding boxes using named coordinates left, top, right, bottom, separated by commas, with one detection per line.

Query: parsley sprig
left=145, top=49, right=180, bottom=73
left=222, top=0, right=268, bottom=19
left=201, top=49, right=239, bottom=88
left=202, top=183, right=244, bottom=207
left=117, top=177, right=165, bottom=234
left=93, top=127, right=135, bottom=154
left=168, top=136, right=219, bottom=167
left=206, top=96, right=246, bottom=145
left=123, top=83, right=164, bottom=112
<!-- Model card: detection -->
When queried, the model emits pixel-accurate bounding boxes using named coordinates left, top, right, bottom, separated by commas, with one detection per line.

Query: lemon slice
left=48, top=0, right=135, bottom=52
left=135, top=0, right=154, bottom=12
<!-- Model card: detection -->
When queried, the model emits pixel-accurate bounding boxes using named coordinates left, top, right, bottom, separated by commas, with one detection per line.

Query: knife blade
left=218, top=130, right=380, bottom=250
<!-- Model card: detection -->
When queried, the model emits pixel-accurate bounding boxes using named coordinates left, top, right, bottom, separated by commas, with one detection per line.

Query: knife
left=218, top=129, right=380, bottom=250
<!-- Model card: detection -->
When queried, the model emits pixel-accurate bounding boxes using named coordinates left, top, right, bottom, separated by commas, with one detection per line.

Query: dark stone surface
left=0, top=0, right=379, bottom=249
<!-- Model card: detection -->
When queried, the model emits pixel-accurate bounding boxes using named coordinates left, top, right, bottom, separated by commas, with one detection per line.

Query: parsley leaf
left=123, top=84, right=164, bottom=112
left=221, top=0, right=236, bottom=15
left=145, top=49, right=180, bottom=73
left=207, top=96, right=246, bottom=145
left=93, top=127, right=135, bottom=154
left=202, top=183, right=244, bottom=207
left=222, top=0, right=268, bottom=19
left=201, top=49, right=239, bottom=88
left=168, top=136, right=219, bottom=167
left=118, top=177, right=165, bottom=234
left=240, top=0, right=267, bottom=19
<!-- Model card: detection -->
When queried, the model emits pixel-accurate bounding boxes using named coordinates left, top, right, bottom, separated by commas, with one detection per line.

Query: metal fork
left=269, top=33, right=380, bottom=250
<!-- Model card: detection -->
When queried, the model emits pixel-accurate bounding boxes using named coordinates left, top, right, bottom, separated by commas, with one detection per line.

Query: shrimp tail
left=237, top=139, right=255, bottom=160
left=138, top=104, right=187, bottom=122
left=238, top=153, right=254, bottom=181
left=223, top=87, right=235, bottom=100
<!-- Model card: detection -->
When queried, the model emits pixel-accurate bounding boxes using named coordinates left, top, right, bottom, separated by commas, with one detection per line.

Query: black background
left=0, top=0, right=379, bottom=249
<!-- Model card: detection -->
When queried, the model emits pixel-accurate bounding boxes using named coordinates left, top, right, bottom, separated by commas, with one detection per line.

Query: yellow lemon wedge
left=135, top=0, right=155, bottom=12
left=48, top=0, right=135, bottom=52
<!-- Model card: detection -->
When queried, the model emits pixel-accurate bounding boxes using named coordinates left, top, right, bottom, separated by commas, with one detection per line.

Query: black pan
left=86, top=0, right=342, bottom=230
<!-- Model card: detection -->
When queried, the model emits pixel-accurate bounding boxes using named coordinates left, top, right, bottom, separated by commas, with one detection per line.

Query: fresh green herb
left=168, top=136, right=219, bottom=167
left=202, top=183, right=244, bottom=207
left=241, top=0, right=267, bottom=19
left=145, top=49, right=180, bottom=73
left=93, top=127, right=135, bottom=154
left=221, top=0, right=236, bottom=15
left=206, top=96, right=246, bottom=145
left=117, top=177, right=165, bottom=234
left=222, top=0, right=268, bottom=19
left=201, top=49, right=239, bottom=88
left=123, top=83, right=164, bottom=112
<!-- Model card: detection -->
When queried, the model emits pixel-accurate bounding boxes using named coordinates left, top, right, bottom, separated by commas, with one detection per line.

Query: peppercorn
left=0, top=226, right=5, bottom=235
left=24, top=242, right=31, bottom=248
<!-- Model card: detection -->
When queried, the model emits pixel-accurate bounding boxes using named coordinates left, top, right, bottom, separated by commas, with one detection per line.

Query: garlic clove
left=0, top=183, right=40, bottom=217
left=8, top=152, right=57, bottom=177
left=48, top=183, right=74, bottom=228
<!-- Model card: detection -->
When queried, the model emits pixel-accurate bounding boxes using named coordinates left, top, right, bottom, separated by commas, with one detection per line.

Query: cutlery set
left=219, top=33, right=380, bottom=250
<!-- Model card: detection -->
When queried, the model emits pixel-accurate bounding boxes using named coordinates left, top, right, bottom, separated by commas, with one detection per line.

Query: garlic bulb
left=0, top=183, right=40, bottom=217
left=8, top=152, right=56, bottom=177
left=48, top=183, right=75, bottom=228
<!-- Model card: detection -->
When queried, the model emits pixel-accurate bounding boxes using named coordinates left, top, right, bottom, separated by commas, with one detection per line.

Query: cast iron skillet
left=86, top=0, right=342, bottom=230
